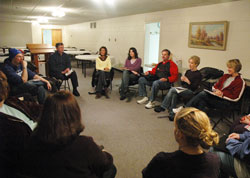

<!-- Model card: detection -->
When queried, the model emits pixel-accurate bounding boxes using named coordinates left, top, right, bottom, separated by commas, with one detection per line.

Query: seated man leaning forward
left=3, top=48, right=51, bottom=104
left=48, top=42, right=80, bottom=97
left=137, top=49, right=178, bottom=109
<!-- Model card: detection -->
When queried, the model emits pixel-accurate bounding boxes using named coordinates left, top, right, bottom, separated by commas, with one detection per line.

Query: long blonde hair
left=174, top=107, right=219, bottom=149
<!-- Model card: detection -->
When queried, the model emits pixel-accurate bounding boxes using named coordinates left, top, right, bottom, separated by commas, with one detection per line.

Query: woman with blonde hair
left=154, top=56, right=202, bottom=121
left=184, top=59, right=245, bottom=111
left=143, top=107, right=220, bottom=178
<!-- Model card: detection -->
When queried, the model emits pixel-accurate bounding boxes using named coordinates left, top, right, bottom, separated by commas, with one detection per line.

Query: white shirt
left=0, top=104, right=37, bottom=130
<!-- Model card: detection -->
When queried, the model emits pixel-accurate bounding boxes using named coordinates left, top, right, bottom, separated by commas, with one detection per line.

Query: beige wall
left=0, top=22, right=67, bottom=47
left=66, top=0, right=250, bottom=77
left=31, top=24, right=67, bottom=46
left=0, top=22, right=32, bottom=47
left=1, top=1, right=249, bottom=77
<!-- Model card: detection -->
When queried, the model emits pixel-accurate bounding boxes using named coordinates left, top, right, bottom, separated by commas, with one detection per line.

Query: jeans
left=120, top=70, right=139, bottom=96
left=11, top=80, right=46, bottom=104
left=138, top=77, right=171, bottom=101
left=186, top=91, right=231, bottom=111
left=51, top=70, right=79, bottom=89
left=96, top=70, right=111, bottom=93
left=210, top=148, right=237, bottom=178
left=161, top=87, right=193, bottom=118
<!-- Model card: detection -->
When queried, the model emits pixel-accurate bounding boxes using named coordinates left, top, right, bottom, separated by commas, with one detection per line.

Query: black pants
left=95, top=70, right=111, bottom=93
left=186, top=91, right=231, bottom=111
left=52, top=71, right=79, bottom=89
left=120, top=70, right=139, bottom=96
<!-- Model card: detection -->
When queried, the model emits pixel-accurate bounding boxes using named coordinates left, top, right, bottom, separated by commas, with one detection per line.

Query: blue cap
left=9, top=48, right=22, bottom=60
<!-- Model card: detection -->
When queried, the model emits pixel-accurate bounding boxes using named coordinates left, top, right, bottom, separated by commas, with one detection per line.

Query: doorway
left=144, top=22, right=160, bottom=71
left=42, top=29, right=62, bottom=46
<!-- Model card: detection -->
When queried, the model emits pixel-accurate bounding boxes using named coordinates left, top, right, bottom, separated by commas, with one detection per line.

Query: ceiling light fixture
left=32, top=21, right=40, bottom=25
left=105, top=0, right=115, bottom=6
left=37, top=17, right=48, bottom=23
left=92, top=0, right=115, bottom=6
left=52, top=9, right=65, bottom=17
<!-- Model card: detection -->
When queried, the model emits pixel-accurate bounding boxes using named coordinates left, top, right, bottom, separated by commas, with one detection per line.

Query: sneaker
left=73, top=89, right=80, bottom=96
left=137, top=97, right=148, bottom=104
left=168, top=116, right=174, bottom=121
left=120, top=95, right=126, bottom=100
left=145, top=101, right=155, bottom=109
left=154, top=106, right=166, bottom=113
left=173, top=106, right=183, bottom=114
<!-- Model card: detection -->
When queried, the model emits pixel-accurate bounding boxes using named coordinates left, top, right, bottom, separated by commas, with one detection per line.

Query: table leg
left=82, top=61, right=87, bottom=78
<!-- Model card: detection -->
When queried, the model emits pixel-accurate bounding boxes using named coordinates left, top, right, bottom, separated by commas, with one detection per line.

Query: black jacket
left=48, top=51, right=71, bottom=77
left=20, top=135, right=114, bottom=178
left=0, top=97, right=42, bottom=178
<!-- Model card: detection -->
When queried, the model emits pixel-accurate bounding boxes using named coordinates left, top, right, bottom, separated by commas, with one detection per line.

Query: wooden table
left=26, top=44, right=54, bottom=75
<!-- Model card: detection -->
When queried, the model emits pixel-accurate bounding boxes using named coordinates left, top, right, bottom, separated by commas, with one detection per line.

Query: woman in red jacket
left=185, top=59, right=245, bottom=111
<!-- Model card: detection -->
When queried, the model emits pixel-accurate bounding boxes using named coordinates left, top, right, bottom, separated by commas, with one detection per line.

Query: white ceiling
left=0, top=0, right=239, bottom=25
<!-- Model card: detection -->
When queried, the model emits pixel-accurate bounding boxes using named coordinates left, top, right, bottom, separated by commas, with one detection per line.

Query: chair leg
left=212, top=112, right=224, bottom=129
left=67, top=80, right=70, bottom=91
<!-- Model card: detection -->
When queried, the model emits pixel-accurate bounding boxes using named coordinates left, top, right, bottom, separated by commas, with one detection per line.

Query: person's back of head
left=174, top=107, right=219, bottom=149
left=33, top=91, right=84, bottom=145
left=0, top=71, right=9, bottom=102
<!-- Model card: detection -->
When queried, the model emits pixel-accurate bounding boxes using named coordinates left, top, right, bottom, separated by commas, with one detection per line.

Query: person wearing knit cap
left=2, top=48, right=52, bottom=104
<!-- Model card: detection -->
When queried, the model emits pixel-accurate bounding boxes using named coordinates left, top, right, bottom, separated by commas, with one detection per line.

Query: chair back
left=199, top=67, right=224, bottom=90
left=91, top=68, right=114, bottom=88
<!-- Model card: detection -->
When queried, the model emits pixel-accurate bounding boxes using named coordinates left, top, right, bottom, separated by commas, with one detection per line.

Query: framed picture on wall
left=188, top=21, right=229, bottom=50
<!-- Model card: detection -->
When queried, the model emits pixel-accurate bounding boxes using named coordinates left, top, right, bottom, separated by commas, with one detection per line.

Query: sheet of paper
left=65, top=69, right=73, bottom=76
left=175, top=87, right=188, bottom=93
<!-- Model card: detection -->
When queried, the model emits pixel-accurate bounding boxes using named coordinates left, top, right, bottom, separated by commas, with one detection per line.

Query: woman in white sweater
left=95, top=46, right=112, bottom=99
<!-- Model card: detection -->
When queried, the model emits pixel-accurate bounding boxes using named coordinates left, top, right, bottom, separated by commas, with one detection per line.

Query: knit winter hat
left=9, top=48, right=22, bottom=59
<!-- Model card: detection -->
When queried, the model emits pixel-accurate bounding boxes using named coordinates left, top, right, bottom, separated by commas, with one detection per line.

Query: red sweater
left=213, top=74, right=245, bottom=102
left=149, top=60, right=178, bottom=83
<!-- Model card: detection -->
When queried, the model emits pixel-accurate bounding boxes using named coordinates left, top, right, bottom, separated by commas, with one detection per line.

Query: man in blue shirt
left=2, top=48, right=51, bottom=104
left=48, top=43, right=80, bottom=96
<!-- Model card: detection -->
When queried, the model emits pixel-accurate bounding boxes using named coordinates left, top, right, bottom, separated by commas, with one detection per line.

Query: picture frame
left=188, top=21, right=229, bottom=50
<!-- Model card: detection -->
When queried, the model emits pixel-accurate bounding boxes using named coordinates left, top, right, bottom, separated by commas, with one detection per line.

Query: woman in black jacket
left=20, top=91, right=116, bottom=178
left=0, top=71, right=41, bottom=177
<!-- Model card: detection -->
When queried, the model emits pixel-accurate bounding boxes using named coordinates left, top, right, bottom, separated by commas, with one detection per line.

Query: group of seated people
left=112, top=47, right=245, bottom=122
left=0, top=43, right=249, bottom=177
left=1, top=69, right=249, bottom=177
left=1, top=43, right=80, bottom=105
